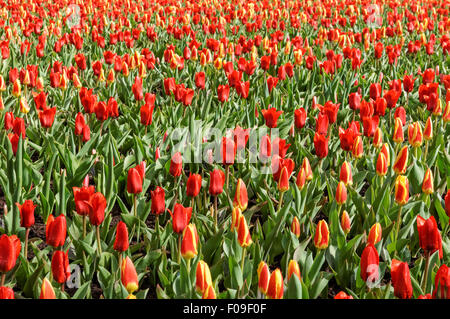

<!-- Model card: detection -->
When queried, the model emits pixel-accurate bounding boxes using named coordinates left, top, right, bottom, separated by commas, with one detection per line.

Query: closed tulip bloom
left=316, top=113, right=329, bottom=135
left=339, top=161, right=353, bottom=186
left=186, top=173, right=202, bottom=197
left=422, top=168, right=434, bottom=194
left=233, top=179, right=248, bottom=211
left=113, top=221, right=129, bottom=252
left=12, top=78, right=21, bottom=97
left=391, top=259, right=413, bottom=299
left=373, top=127, right=383, bottom=147
left=221, top=136, right=236, bottom=165
left=394, top=175, right=409, bottom=206
left=0, top=234, right=17, bottom=273
left=341, top=210, right=351, bottom=234
left=294, top=108, right=307, bottom=129
left=217, top=85, right=230, bottom=103
left=259, top=134, right=272, bottom=160
left=348, top=92, right=361, bottom=111
left=381, top=143, right=390, bottom=166
left=209, top=169, right=225, bottom=196
left=352, top=135, right=363, bottom=158
left=140, top=102, right=155, bottom=126
left=392, top=118, right=404, bottom=144
left=89, top=192, right=106, bottom=226
left=121, top=256, right=139, bottom=294
left=39, top=278, right=56, bottom=299
left=150, top=186, right=165, bottom=215
left=230, top=207, right=242, bottom=232
left=368, top=223, right=382, bottom=245
left=407, top=122, right=423, bottom=148
left=314, top=133, right=329, bottom=158
left=0, top=286, right=14, bottom=299
left=334, top=291, right=353, bottom=299
left=127, top=167, right=143, bottom=194
left=296, top=167, right=306, bottom=190
left=169, top=152, right=183, bottom=177
left=73, top=186, right=95, bottom=216
left=196, top=260, right=212, bottom=294
left=277, top=166, right=290, bottom=193
left=433, top=264, right=450, bottom=299
left=376, top=152, right=388, bottom=176
left=360, top=244, right=379, bottom=283
left=46, top=214, right=66, bottom=248
left=267, top=268, right=283, bottom=299
left=51, top=250, right=70, bottom=284
left=393, top=146, right=408, bottom=175
left=74, top=112, right=86, bottom=136
left=335, top=181, right=347, bottom=205
left=237, top=214, right=252, bottom=248
left=181, top=224, right=199, bottom=260
left=302, top=157, right=313, bottom=181
left=195, top=72, right=206, bottom=90
left=314, top=220, right=329, bottom=250
left=257, top=261, right=270, bottom=294
left=287, top=260, right=301, bottom=281
left=39, top=107, right=57, bottom=128
left=444, top=102, right=450, bottom=123
left=172, top=203, right=192, bottom=234
left=416, top=216, right=441, bottom=256
left=403, top=75, right=415, bottom=93
left=423, top=117, right=433, bottom=141
left=261, top=107, right=283, bottom=128
left=16, top=199, right=36, bottom=228
left=202, top=285, right=216, bottom=299
left=291, top=216, right=301, bottom=237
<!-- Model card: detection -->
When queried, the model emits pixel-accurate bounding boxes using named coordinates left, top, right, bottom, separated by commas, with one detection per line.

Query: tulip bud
left=237, top=214, right=252, bottom=248
left=393, top=145, right=408, bottom=175
left=339, top=161, right=353, bottom=186
left=169, top=152, right=183, bottom=177
left=301, top=157, right=313, bottom=181
left=233, top=178, right=248, bottom=211
left=0, top=234, right=18, bottom=273
left=391, top=259, right=413, bottom=299
left=196, top=260, right=213, bottom=294
left=334, top=291, right=353, bottom=299
left=394, top=175, right=409, bottom=206
left=202, top=285, right=216, bottom=299
left=209, top=169, right=225, bottom=196
left=150, top=186, right=166, bottom=215
left=16, top=200, right=36, bottom=228
left=291, top=216, right=301, bottom=238
left=277, top=166, right=290, bottom=193
left=12, top=78, right=21, bottom=97
left=422, top=167, right=434, bottom=194
left=340, top=210, right=351, bottom=234
left=171, top=203, right=192, bottom=234
left=407, top=122, right=423, bottom=148
left=360, top=244, right=379, bottom=284
left=39, top=278, right=56, bottom=299
left=127, top=167, right=143, bottom=194
left=257, top=261, right=270, bottom=294
left=287, top=260, right=301, bottom=281
left=352, top=135, right=363, bottom=158
left=373, top=127, right=382, bottom=147
left=335, top=181, right=347, bottom=205
left=19, top=97, right=29, bottom=114
left=392, top=117, right=404, bottom=144
left=376, top=151, right=388, bottom=176
left=433, top=264, right=450, bottom=299
left=368, top=223, right=382, bottom=245
left=267, top=268, right=283, bottom=299
left=186, top=173, right=202, bottom=198
left=121, top=256, right=139, bottom=294
left=314, top=220, right=329, bottom=250
left=231, top=207, right=242, bottom=232
left=89, top=192, right=106, bottom=226
left=51, top=250, right=70, bottom=284
left=416, top=215, right=441, bottom=256
left=113, top=221, right=129, bottom=252
left=181, top=224, right=199, bottom=260
left=46, top=214, right=67, bottom=248
left=423, top=117, right=433, bottom=140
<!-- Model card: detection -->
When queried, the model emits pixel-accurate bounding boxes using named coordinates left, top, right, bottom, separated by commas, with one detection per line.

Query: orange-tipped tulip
left=376, top=152, right=388, bottom=176
left=257, top=261, right=270, bottom=294
left=202, top=285, right=216, bottom=299
left=373, top=127, right=382, bottom=147
left=422, top=167, right=434, bottom=194
left=233, top=178, right=248, bottom=211
left=341, top=210, right=351, bottom=234
left=39, top=278, right=56, bottom=299
left=314, top=220, right=329, bottom=250
left=407, top=122, right=423, bottom=148
left=266, top=268, right=283, bottom=299
left=277, top=166, right=290, bottom=192
left=231, top=206, right=242, bottom=232
left=296, top=167, right=307, bottom=190
left=368, top=223, right=382, bottom=245
left=381, top=143, right=390, bottom=166
left=394, top=175, right=409, bottom=206
left=121, top=256, right=139, bottom=294
left=181, top=224, right=199, bottom=259
left=237, top=214, right=252, bottom=248
left=423, top=117, right=433, bottom=140
left=352, top=135, right=363, bottom=158
left=335, top=181, right=347, bottom=205
left=12, top=79, right=21, bottom=98
left=301, top=157, right=313, bottom=181
left=339, top=161, right=353, bottom=186
left=287, top=260, right=301, bottom=281
left=393, top=145, right=408, bottom=175
left=392, top=117, right=404, bottom=144
left=196, top=260, right=213, bottom=294
left=291, top=216, right=301, bottom=238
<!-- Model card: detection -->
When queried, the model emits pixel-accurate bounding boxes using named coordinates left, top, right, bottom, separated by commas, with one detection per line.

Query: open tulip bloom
left=0, top=0, right=449, bottom=301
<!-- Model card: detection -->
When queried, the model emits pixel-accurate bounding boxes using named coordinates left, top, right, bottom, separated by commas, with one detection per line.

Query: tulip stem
left=240, top=247, right=247, bottom=274
left=225, top=165, right=230, bottom=191
left=133, top=194, right=137, bottom=217
left=82, top=215, right=87, bottom=239
left=0, top=273, right=5, bottom=286
left=24, top=228, right=30, bottom=260
left=61, top=283, right=65, bottom=292
left=156, top=215, right=160, bottom=244
left=421, top=252, right=430, bottom=293
left=423, top=141, right=429, bottom=162
left=393, top=206, right=403, bottom=256
left=214, top=196, right=218, bottom=231
left=277, top=192, right=284, bottom=213
left=178, top=234, right=182, bottom=264
left=96, top=225, right=102, bottom=255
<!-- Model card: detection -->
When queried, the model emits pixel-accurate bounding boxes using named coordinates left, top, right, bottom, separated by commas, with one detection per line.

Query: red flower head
left=217, top=85, right=230, bottom=103
left=89, top=192, right=106, bottom=226
left=369, top=83, right=382, bottom=101
left=169, top=152, right=183, bottom=177
left=360, top=244, right=379, bottom=284
left=38, top=107, right=57, bottom=128
left=416, top=215, right=442, bottom=257
left=221, top=136, right=236, bottom=165
left=171, top=203, right=192, bottom=234
left=127, top=167, right=143, bottom=194
left=113, top=221, right=129, bottom=252
left=186, top=173, right=202, bottom=198
left=348, top=92, right=361, bottom=111
left=314, top=133, right=329, bottom=158
left=272, top=137, right=291, bottom=158
left=209, top=169, right=225, bottom=196
left=433, top=264, right=450, bottom=299
left=294, top=108, right=307, bottom=129
left=132, top=76, right=143, bottom=101
left=261, top=107, right=283, bottom=128
left=195, top=72, right=205, bottom=90
left=321, top=101, right=340, bottom=124
left=51, top=250, right=70, bottom=284
left=391, top=259, right=413, bottom=299
left=46, top=214, right=67, bottom=248
left=150, top=186, right=165, bottom=215
left=233, top=126, right=250, bottom=150
left=16, top=199, right=36, bottom=228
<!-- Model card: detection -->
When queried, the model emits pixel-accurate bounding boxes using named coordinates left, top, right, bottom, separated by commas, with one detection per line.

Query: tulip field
left=1, top=0, right=450, bottom=300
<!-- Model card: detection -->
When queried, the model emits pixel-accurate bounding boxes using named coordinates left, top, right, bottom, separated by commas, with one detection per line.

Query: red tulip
left=315, top=113, right=329, bottom=135
left=217, top=84, right=230, bottom=103
left=221, top=136, right=236, bottom=165
left=0, top=286, right=14, bottom=299
left=186, top=173, right=202, bottom=198
left=433, top=264, right=450, bottom=299
left=16, top=199, right=36, bottom=228
left=75, top=112, right=86, bottom=136
left=39, top=278, right=56, bottom=299
left=121, top=256, right=139, bottom=294
left=334, top=291, right=353, bottom=299
left=132, top=76, right=143, bottom=101
left=391, top=259, right=413, bottom=299
left=127, top=167, right=143, bottom=194
left=416, top=215, right=442, bottom=257
left=209, top=169, right=225, bottom=196
left=51, top=250, right=70, bottom=284
left=171, top=203, right=192, bottom=234
left=0, top=234, right=18, bottom=273
left=294, top=108, right=307, bottom=129
left=46, top=214, right=66, bottom=248
left=314, top=132, right=329, bottom=158
left=321, top=101, right=340, bottom=124
left=169, top=152, right=183, bottom=177
left=233, top=126, right=250, bottom=150
left=89, top=192, right=106, bottom=226
left=113, top=221, right=129, bottom=252
left=150, top=186, right=166, bottom=215
left=261, top=107, right=283, bottom=128
left=348, top=92, right=361, bottom=111
left=360, top=244, right=379, bottom=284
left=140, top=102, right=155, bottom=126
left=195, top=72, right=205, bottom=90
